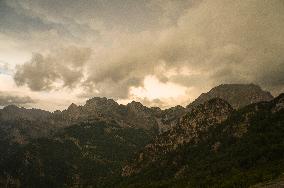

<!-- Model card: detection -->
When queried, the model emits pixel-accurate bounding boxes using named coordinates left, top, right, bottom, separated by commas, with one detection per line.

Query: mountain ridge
left=0, top=84, right=282, bottom=188
left=187, top=83, right=273, bottom=109
left=0, top=84, right=274, bottom=144
left=118, top=93, right=284, bottom=188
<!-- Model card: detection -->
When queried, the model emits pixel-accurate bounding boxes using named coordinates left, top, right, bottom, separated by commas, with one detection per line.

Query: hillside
left=0, top=120, right=154, bottom=187
left=0, top=84, right=282, bottom=188
left=119, top=94, right=284, bottom=188
left=0, top=84, right=273, bottom=145
left=187, top=84, right=273, bottom=109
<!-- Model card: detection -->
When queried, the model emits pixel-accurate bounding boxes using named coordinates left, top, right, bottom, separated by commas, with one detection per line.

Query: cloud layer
left=2, top=0, right=284, bottom=108
left=0, top=91, right=34, bottom=107
left=14, top=47, right=91, bottom=91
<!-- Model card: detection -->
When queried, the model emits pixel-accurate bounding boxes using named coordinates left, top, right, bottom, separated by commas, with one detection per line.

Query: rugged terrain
left=120, top=94, right=284, bottom=188
left=188, top=84, right=273, bottom=109
left=0, top=84, right=273, bottom=145
left=0, top=84, right=282, bottom=188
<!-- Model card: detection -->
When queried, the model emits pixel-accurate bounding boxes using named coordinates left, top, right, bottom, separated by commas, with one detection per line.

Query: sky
left=0, top=0, right=284, bottom=111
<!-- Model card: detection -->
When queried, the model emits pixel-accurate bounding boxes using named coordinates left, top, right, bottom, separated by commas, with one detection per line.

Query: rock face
left=0, top=97, right=186, bottom=144
left=0, top=105, right=50, bottom=121
left=59, top=97, right=160, bottom=131
left=153, top=105, right=187, bottom=132
left=0, top=85, right=283, bottom=188
left=0, top=106, right=54, bottom=143
left=122, top=98, right=233, bottom=176
left=0, top=120, right=154, bottom=188
left=188, top=84, right=273, bottom=109
left=57, top=97, right=187, bottom=132
left=121, top=94, right=284, bottom=188
left=0, top=84, right=275, bottom=145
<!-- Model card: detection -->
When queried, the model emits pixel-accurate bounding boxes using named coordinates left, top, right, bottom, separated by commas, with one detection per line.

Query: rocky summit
left=187, top=84, right=273, bottom=109
left=120, top=94, right=284, bottom=188
left=0, top=84, right=283, bottom=188
left=122, top=98, right=234, bottom=177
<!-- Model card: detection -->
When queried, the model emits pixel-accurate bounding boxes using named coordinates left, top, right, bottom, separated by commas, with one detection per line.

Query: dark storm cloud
left=14, top=47, right=91, bottom=91
left=84, top=0, right=284, bottom=96
left=0, top=92, right=34, bottom=106
left=0, top=1, right=51, bottom=35
left=4, top=0, right=191, bottom=31
left=0, top=0, right=99, bottom=46
left=7, top=0, right=284, bottom=101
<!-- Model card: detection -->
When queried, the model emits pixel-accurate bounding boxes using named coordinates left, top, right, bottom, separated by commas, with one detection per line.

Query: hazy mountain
left=187, top=84, right=273, bottom=109
left=0, top=96, right=185, bottom=144
left=0, top=84, right=282, bottom=187
left=122, top=98, right=234, bottom=177
left=0, top=106, right=55, bottom=144
left=120, top=94, right=284, bottom=188
left=0, top=84, right=273, bottom=145
left=0, top=120, right=154, bottom=187
left=0, top=105, right=50, bottom=121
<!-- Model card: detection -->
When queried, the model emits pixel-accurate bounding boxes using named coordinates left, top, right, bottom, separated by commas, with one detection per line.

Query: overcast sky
left=0, top=0, right=283, bottom=111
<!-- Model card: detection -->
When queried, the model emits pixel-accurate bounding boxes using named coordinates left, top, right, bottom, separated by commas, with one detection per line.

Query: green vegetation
left=119, top=100, right=284, bottom=188
left=0, top=121, right=153, bottom=187
left=0, top=95, right=283, bottom=188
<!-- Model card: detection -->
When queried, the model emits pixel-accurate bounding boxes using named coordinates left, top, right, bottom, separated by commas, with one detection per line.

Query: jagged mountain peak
left=1, top=105, right=50, bottom=115
left=187, top=98, right=233, bottom=117
left=212, top=83, right=262, bottom=90
left=0, top=87, right=283, bottom=187
left=84, top=97, right=119, bottom=113
left=166, top=105, right=185, bottom=111
left=180, top=98, right=233, bottom=130
left=127, top=101, right=149, bottom=112
left=150, top=106, right=162, bottom=112
left=63, top=103, right=80, bottom=119
left=128, top=100, right=143, bottom=106
left=2, top=104, right=20, bottom=111
left=272, top=93, right=284, bottom=113
left=52, top=109, right=61, bottom=114
left=67, top=103, right=78, bottom=110
left=187, top=83, right=273, bottom=109
left=85, top=96, right=117, bottom=106
left=122, top=98, right=234, bottom=177
left=122, top=93, right=284, bottom=187
left=127, top=101, right=144, bottom=108
left=0, top=105, right=50, bottom=122
left=274, top=93, right=284, bottom=103
left=198, top=97, right=231, bottom=108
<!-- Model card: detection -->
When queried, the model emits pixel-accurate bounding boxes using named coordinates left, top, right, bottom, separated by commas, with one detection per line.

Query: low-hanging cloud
left=85, top=0, right=284, bottom=98
left=13, top=0, right=284, bottom=104
left=0, top=91, right=34, bottom=106
left=14, top=46, right=91, bottom=91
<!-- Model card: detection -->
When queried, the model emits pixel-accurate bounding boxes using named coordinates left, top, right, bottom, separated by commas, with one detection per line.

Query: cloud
left=0, top=92, right=35, bottom=106
left=84, top=0, right=284, bottom=97
left=0, top=61, right=11, bottom=75
left=2, top=0, right=188, bottom=45
left=14, top=46, right=91, bottom=91
left=138, top=98, right=167, bottom=108
left=9, top=0, right=284, bottom=108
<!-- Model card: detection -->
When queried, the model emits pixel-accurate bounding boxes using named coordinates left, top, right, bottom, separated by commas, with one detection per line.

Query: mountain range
left=0, top=84, right=283, bottom=188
